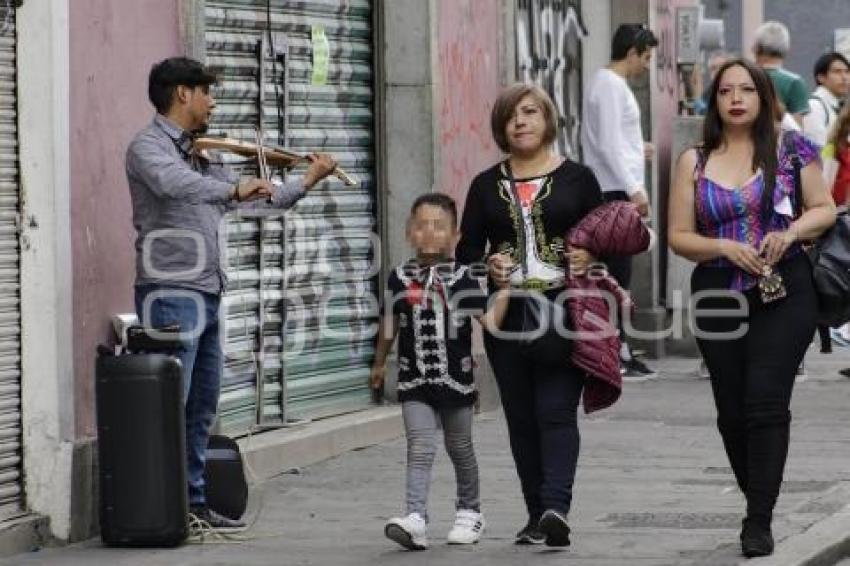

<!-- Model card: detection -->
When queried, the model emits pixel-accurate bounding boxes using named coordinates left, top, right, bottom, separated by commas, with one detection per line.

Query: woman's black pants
left=484, top=319, right=584, bottom=521
left=691, top=254, right=816, bottom=527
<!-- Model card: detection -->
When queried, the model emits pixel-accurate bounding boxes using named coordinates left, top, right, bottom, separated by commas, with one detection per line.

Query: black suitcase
left=96, top=353, right=189, bottom=546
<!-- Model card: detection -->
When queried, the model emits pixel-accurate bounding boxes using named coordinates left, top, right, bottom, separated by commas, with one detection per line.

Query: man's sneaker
left=697, top=360, right=710, bottom=379
left=188, top=505, right=246, bottom=533
left=628, top=357, right=657, bottom=378
left=620, top=364, right=645, bottom=382
left=621, top=357, right=657, bottom=382
left=446, top=509, right=484, bottom=544
left=538, top=509, right=571, bottom=547
left=385, top=513, right=428, bottom=550
left=515, top=520, right=546, bottom=545
left=831, top=327, right=850, bottom=347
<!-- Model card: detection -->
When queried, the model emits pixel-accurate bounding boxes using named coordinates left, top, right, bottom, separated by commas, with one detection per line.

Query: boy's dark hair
left=148, top=57, right=217, bottom=114
left=612, top=24, right=658, bottom=61
left=813, top=52, right=850, bottom=85
left=410, top=193, right=458, bottom=227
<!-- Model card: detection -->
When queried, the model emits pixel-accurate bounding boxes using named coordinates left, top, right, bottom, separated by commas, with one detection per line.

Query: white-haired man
left=753, top=21, right=809, bottom=128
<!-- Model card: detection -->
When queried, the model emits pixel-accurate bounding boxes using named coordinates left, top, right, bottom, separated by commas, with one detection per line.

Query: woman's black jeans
left=483, top=295, right=585, bottom=522
left=691, top=254, right=816, bottom=527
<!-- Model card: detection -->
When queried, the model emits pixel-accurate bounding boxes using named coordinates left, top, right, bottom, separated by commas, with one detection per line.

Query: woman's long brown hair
left=829, top=102, right=850, bottom=153
left=701, top=58, right=780, bottom=193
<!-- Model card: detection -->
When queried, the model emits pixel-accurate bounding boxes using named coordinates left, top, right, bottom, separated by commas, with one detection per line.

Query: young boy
left=370, top=193, right=510, bottom=550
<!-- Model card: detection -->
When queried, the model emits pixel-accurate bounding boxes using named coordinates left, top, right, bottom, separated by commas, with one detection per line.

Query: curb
left=0, top=514, right=51, bottom=557
left=237, top=405, right=404, bottom=483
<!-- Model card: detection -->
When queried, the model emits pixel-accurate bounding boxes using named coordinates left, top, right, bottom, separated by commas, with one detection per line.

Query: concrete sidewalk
left=4, top=350, right=850, bottom=566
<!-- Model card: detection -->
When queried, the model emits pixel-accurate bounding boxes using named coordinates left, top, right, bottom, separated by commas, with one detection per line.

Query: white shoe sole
left=187, top=513, right=247, bottom=535
left=621, top=374, right=650, bottom=383
left=515, top=533, right=546, bottom=545
left=447, top=537, right=480, bottom=545
left=385, top=523, right=428, bottom=550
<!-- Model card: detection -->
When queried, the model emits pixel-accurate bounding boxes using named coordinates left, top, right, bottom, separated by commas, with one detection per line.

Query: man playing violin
left=125, top=57, right=336, bottom=531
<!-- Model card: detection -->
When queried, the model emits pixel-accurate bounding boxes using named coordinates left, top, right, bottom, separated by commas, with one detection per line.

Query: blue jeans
left=134, top=285, right=222, bottom=507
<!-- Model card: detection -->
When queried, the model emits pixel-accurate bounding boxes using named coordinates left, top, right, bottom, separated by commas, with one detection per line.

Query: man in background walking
left=803, top=52, right=850, bottom=147
left=753, top=21, right=810, bottom=129
left=582, top=24, right=658, bottom=381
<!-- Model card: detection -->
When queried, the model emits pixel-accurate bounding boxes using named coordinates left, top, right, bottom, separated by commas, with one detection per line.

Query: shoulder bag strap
left=785, top=132, right=804, bottom=218
left=693, top=145, right=707, bottom=179
left=810, top=95, right=830, bottom=127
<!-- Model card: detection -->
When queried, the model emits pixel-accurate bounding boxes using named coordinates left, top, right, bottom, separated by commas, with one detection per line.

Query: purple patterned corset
left=693, top=131, right=819, bottom=290
left=694, top=172, right=797, bottom=291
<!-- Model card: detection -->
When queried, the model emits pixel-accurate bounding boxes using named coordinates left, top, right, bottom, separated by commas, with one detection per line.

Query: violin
left=193, top=136, right=358, bottom=187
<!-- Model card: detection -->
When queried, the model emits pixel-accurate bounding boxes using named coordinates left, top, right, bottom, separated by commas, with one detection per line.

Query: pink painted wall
left=651, top=0, right=699, bottom=297
left=436, top=0, right=503, bottom=210
left=70, top=0, right=182, bottom=437
left=652, top=0, right=695, bottom=192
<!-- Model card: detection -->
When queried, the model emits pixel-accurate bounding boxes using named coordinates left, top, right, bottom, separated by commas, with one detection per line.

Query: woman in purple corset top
left=668, top=59, right=835, bottom=559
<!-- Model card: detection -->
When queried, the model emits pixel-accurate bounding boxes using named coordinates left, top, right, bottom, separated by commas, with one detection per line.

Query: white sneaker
left=385, top=513, right=428, bottom=550
left=447, top=509, right=485, bottom=544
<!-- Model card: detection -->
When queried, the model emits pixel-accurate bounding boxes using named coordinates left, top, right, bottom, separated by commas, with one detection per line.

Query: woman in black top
left=456, top=84, right=603, bottom=547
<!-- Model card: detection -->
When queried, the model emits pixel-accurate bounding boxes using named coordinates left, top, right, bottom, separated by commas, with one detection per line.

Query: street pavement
left=4, top=348, right=850, bottom=566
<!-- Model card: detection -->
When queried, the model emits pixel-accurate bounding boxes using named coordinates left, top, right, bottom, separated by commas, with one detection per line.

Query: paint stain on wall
left=436, top=0, right=503, bottom=208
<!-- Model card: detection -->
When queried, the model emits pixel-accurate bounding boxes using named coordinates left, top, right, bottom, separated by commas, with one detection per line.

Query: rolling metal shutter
left=0, top=3, right=23, bottom=517
left=204, top=0, right=376, bottom=435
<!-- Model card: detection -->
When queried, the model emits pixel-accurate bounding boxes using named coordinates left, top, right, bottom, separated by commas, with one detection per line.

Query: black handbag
left=787, top=138, right=850, bottom=326
left=517, top=289, right=573, bottom=365
left=504, top=162, right=573, bottom=366
left=204, top=434, right=248, bottom=520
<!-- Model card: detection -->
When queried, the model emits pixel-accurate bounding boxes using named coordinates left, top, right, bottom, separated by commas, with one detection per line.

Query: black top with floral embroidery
left=456, top=159, right=603, bottom=267
left=384, top=260, right=487, bottom=408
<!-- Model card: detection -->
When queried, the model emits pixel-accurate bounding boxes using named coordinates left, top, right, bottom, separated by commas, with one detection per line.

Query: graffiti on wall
left=516, top=0, right=586, bottom=159
left=0, top=0, right=13, bottom=36
left=654, top=0, right=678, bottom=97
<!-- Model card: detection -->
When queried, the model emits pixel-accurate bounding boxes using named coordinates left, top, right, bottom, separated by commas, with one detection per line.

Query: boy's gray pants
left=402, top=400, right=480, bottom=520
